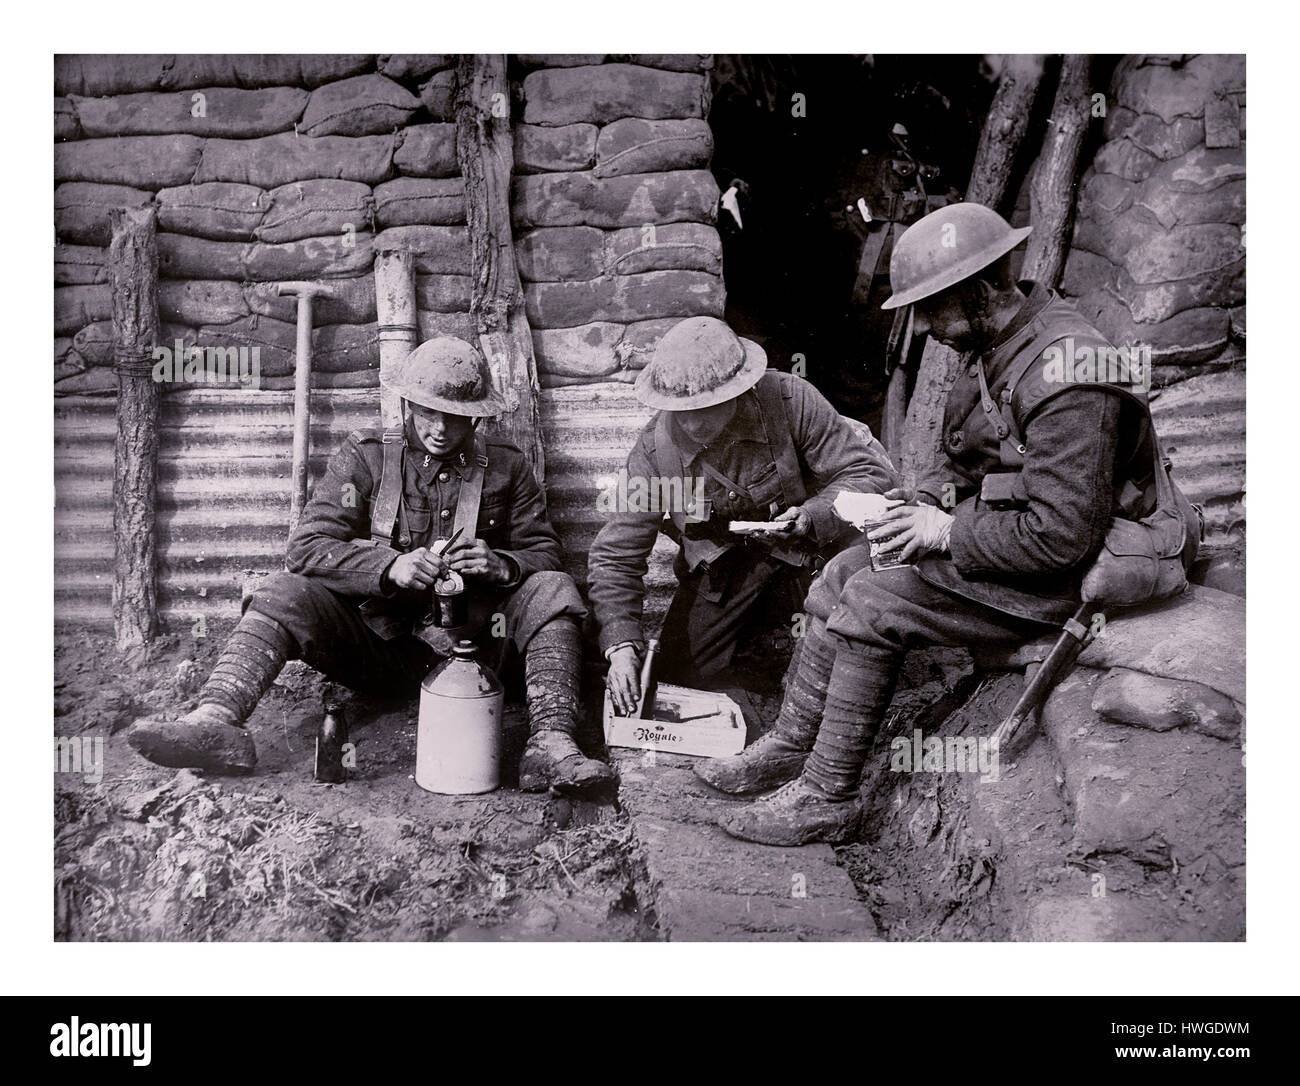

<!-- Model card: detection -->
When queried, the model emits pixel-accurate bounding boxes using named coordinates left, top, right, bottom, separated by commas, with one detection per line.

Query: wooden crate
left=603, top=682, right=746, bottom=759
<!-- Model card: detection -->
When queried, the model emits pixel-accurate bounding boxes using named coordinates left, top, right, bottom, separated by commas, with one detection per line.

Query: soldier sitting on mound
left=128, top=337, right=615, bottom=797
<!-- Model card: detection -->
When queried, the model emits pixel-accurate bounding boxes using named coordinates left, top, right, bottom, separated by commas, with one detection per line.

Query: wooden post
left=375, top=248, right=418, bottom=432
left=108, top=205, right=161, bottom=649
left=1022, top=55, right=1091, bottom=288
left=899, top=55, right=1046, bottom=491
left=454, top=53, right=546, bottom=483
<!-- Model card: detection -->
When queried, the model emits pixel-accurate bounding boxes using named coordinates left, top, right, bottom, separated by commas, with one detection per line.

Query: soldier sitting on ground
left=587, top=315, right=898, bottom=714
left=128, top=337, right=615, bottom=796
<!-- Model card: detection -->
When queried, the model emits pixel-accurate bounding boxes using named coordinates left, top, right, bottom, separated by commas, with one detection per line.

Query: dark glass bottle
left=314, top=693, right=348, bottom=783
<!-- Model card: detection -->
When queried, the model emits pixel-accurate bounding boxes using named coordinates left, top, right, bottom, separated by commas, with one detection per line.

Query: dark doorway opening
left=708, top=55, right=996, bottom=430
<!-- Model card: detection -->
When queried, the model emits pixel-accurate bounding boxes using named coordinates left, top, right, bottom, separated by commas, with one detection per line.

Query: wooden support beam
left=454, top=53, right=546, bottom=483
left=900, top=55, right=1046, bottom=491
left=1023, top=54, right=1091, bottom=288
left=108, top=205, right=161, bottom=650
left=374, top=248, right=418, bottom=432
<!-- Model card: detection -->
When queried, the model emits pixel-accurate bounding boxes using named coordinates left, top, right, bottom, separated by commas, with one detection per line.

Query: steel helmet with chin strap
left=881, top=202, right=1032, bottom=310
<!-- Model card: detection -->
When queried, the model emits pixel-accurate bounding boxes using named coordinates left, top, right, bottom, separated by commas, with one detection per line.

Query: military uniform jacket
left=910, top=282, right=1152, bottom=624
left=587, top=370, right=900, bottom=654
left=284, top=419, right=566, bottom=640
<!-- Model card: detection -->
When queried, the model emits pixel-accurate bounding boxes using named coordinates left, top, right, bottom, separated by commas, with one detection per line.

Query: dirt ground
left=54, top=627, right=655, bottom=942
left=52, top=616, right=1000, bottom=943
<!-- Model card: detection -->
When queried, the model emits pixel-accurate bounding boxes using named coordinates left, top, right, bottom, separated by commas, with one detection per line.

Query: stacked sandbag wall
left=510, top=55, right=723, bottom=388
left=1061, top=54, right=1245, bottom=385
left=55, top=54, right=472, bottom=395
left=1059, top=54, right=1246, bottom=551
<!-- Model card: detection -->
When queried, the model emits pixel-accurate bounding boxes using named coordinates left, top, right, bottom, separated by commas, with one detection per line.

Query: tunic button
left=441, top=509, right=452, bottom=519
left=728, top=490, right=737, bottom=500
left=438, top=471, right=449, bottom=482
left=489, top=518, right=497, bottom=527
left=399, top=535, right=410, bottom=547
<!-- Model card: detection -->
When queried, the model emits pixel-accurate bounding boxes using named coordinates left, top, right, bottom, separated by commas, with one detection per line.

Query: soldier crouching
left=127, top=337, right=615, bottom=797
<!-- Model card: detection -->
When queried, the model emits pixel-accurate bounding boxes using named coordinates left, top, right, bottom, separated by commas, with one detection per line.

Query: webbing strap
left=451, top=434, right=489, bottom=541
left=753, top=376, right=807, bottom=509
left=369, top=428, right=405, bottom=547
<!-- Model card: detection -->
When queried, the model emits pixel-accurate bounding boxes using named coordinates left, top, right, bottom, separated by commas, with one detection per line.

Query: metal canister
left=416, top=640, right=504, bottom=794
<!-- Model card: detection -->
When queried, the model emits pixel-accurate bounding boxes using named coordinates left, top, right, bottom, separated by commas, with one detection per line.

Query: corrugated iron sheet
left=54, top=384, right=676, bottom=633
left=1149, top=368, right=1246, bottom=537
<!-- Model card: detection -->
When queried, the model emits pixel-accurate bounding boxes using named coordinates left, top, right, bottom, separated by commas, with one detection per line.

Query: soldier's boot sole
left=127, top=713, right=257, bottom=776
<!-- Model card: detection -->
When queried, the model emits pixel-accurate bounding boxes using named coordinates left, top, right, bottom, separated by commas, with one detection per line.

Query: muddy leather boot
left=695, top=619, right=835, bottom=795
left=721, top=638, right=898, bottom=847
left=518, top=617, right=617, bottom=797
left=127, top=611, right=294, bottom=775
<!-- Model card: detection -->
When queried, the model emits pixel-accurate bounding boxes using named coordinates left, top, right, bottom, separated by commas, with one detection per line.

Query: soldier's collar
left=412, top=444, right=472, bottom=479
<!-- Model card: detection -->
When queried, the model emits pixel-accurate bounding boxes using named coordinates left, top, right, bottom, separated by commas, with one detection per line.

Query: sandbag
left=55, top=97, right=82, bottom=141
left=55, top=368, right=118, bottom=396
left=244, top=277, right=377, bottom=326
left=606, top=222, right=722, bottom=275
left=54, top=336, right=81, bottom=373
left=195, top=133, right=396, bottom=188
left=71, top=86, right=308, bottom=139
left=512, top=170, right=719, bottom=229
left=312, top=323, right=381, bottom=373
left=55, top=134, right=204, bottom=189
left=377, top=55, right=454, bottom=81
left=262, top=369, right=382, bottom=390
left=55, top=284, right=113, bottom=335
left=196, top=314, right=296, bottom=377
left=156, top=182, right=269, bottom=240
left=54, top=54, right=373, bottom=96
left=243, top=232, right=375, bottom=281
left=54, top=244, right=108, bottom=285
left=531, top=322, right=626, bottom=377
left=418, top=70, right=458, bottom=121
left=415, top=273, right=472, bottom=312
left=69, top=321, right=115, bottom=366
left=594, top=118, right=712, bottom=178
left=157, top=233, right=245, bottom=280
left=257, top=179, right=374, bottom=243
left=373, top=177, right=465, bottom=227
left=619, top=317, right=680, bottom=368
left=540, top=370, right=636, bottom=388
left=514, top=123, right=597, bottom=174
left=373, top=226, right=468, bottom=273
left=55, top=182, right=154, bottom=246
left=300, top=74, right=420, bottom=138
left=612, top=55, right=713, bottom=73
left=515, top=227, right=604, bottom=282
left=522, top=64, right=707, bottom=125
left=515, top=55, right=606, bottom=69
left=418, top=310, right=475, bottom=342
left=524, top=270, right=724, bottom=329
left=66, top=319, right=195, bottom=368
left=159, top=280, right=250, bottom=326
left=393, top=125, right=459, bottom=178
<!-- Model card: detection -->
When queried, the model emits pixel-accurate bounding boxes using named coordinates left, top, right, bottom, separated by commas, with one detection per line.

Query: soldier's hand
left=606, top=645, right=642, bottom=717
left=867, top=503, right=954, bottom=561
left=387, top=547, right=449, bottom=590
left=445, top=537, right=512, bottom=583
left=772, top=505, right=814, bottom=538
